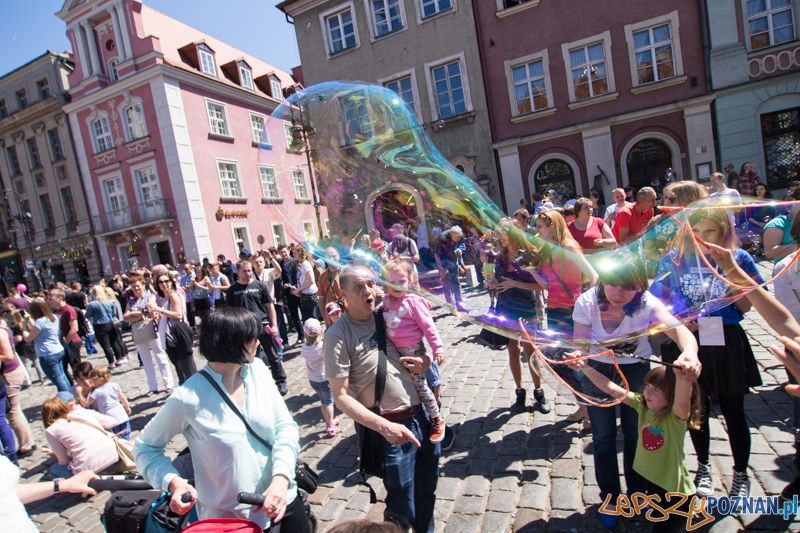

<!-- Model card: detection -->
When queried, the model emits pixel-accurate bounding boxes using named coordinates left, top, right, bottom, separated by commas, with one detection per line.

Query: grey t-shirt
left=323, top=312, right=419, bottom=413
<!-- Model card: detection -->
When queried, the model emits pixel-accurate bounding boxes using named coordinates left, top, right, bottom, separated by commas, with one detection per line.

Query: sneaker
left=695, top=461, right=713, bottom=497
left=441, top=426, right=455, bottom=451
left=278, top=383, right=289, bottom=396
left=116, top=357, right=129, bottom=365
left=515, top=388, right=526, bottom=408
left=533, top=388, right=551, bottom=414
left=780, top=474, right=800, bottom=502
left=108, top=363, right=117, bottom=369
left=430, top=418, right=446, bottom=443
left=599, top=507, right=619, bottom=529
left=729, top=468, right=750, bottom=500
left=326, top=423, right=340, bottom=438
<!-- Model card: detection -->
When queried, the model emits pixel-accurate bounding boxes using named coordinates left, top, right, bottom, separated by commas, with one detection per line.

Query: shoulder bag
left=164, top=297, right=194, bottom=357
left=199, top=369, right=318, bottom=494
left=130, top=297, right=158, bottom=345
left=71, top=416, right=137, bottom=473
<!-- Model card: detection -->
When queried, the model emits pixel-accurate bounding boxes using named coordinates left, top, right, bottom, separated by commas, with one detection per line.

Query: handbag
left=299, top=293, right=319, bottom=310
left=131, top=318, right=158, bottom=345
left=72, top=417, right=137, bottom=473
left=353, top=310, right=388, bottom=503
left=199, top=369, right=319, bottom=494
left=479, top=327, right=509, bottom=348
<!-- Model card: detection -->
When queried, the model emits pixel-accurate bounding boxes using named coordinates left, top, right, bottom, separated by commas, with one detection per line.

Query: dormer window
left=199, top=47, right=217, bottom=77
left=270, top=77, right=283, bottom=100
left=240, top=66, right=254, bottom=90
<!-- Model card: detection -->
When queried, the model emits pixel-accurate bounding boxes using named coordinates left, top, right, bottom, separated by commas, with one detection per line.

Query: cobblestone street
left=16, top=271, right=800, bottom=532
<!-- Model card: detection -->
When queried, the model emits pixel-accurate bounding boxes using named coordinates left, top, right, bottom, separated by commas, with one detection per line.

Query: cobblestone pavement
left=16, top=269, right=800, bottom=532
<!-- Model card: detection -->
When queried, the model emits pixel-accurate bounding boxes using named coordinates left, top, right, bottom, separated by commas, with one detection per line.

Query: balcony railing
left=93, top=198, right=175, bottom=235
left=44, top=227, right=57, bottom=241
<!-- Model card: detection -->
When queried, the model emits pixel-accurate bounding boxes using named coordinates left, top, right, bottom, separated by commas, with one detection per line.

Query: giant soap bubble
left=259, top=81, right=797, bottom=406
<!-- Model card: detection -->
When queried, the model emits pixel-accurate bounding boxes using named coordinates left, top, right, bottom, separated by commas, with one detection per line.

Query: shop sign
left=215, top=207, right=249, bottom=221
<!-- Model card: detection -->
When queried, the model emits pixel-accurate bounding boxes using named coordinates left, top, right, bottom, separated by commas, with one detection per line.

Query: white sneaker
left=729, top=469, right=750, bottom=500
left=695, top=461, right=713, bottom=497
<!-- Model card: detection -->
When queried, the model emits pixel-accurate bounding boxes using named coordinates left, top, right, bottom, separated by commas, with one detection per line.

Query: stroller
left=90, top=475, right=317, bottom=533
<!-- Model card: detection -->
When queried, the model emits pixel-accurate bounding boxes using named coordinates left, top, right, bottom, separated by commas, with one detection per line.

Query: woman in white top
left=291, top=245, right=319, bottom=322
left=149, top=273, right=196, bottom=386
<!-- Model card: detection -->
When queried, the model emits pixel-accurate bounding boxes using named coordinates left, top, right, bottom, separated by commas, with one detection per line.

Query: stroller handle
left=88, top=478, right=153, bottom=491
left=237, top=491, right=265, bottom=506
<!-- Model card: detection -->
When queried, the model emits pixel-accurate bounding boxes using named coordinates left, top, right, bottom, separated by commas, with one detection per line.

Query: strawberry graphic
left=642, top=425, right=664, bottom=451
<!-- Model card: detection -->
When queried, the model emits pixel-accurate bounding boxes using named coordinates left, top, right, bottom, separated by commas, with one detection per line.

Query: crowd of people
left=6, top=174, right=800, bottom=533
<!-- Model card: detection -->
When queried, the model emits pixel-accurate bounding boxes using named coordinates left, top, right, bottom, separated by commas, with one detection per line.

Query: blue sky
left=0, top=0, right=301, bottom=78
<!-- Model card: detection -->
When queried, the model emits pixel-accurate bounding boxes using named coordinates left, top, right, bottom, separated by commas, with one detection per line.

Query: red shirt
left=612, top=204, right=653, bottom=243
left=738, top=171, right=759, bottom=196
left=568, top=217, right=606, bottom=250
left=56, top=305, right=81, bottom=344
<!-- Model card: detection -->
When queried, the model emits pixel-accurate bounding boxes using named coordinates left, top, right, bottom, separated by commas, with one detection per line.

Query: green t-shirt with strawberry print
left=628, top=392, right=695, bottom=495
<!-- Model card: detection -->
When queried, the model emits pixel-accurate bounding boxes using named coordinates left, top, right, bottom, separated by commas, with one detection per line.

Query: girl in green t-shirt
left=569, top=361, right=701, bottom=532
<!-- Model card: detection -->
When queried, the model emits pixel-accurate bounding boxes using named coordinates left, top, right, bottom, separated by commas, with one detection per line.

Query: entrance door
left=73, top=260, right=90, bottom=285
left=626, top=139, right=672, bottom=192
left=533, top=159, right=577, bottom=201
left=154, top=241, right=172, bottom=266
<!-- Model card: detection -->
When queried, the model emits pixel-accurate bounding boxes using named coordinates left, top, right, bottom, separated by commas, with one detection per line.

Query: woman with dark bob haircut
left=134, top=307, right=309, bottom=532
left=569, top=253, right=701, bottom=528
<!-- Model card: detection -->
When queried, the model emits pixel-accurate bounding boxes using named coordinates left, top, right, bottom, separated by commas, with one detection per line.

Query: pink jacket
left=383, top=292, right=443, bottom=358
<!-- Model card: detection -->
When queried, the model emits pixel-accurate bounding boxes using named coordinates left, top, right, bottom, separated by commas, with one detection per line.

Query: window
left=432, top=61, right=466, bottom=118
left=381, top=70, right=420, bottom=127
left=123, top=103, right=147, bottom=141
left=302, top=221, right=316, bottom=243
left=240, top=67, right=254, bottom=90
left=217, top=160, right=243, bottom=198
left=232, top=226, right=251, bottom=253
left=16, top=89, right=28, bottom=110
left=6, top=146, right=21, bottom=176
left=749, top=0, right=795, bottom=50
left=103, top=177, right=127, bottom=213
left=39, top=194, right=55, bottom=230
left=385, top=76, right=416, bottom=111
left=199, top=49, right=217, bottom=76
left=761, top=106, right=800, bottom=188
left=284, top=122, right=294, bottom=149
left=249, top=112, right=269, bottom=145
left=371, top=0, right=403, bottom=37
left=340, top=90, right=374, bottom=144
left=421, top=0, right=451, bottom=18
left=55, top=164, right=68, bottom=182
left=134, top=166, right=160, bottom=203
left=34, top=172, right=46, bottom=188
left=20, top=200, right=33, bottom=236
left=13, top=179, right=24, bottom=195
left=511, top=59, right=549, bottom=114
left=109, top=58, right=120, bottom=82
left=271, top=78, right=283, bottom=100
left=569, top=42, right=609, bottom=100
left=206, top=100, right=230, bottom=136
left=26, top=138, right=42, bottom=168
left=60, top=187, right=77, bottom=223
left=37, top=78, right=51, bottom=99
left=326, top=8, right=357, bottom=53
left=292, top=169, right=309, bottom=200
left=92, top=117, right=113, bottom=152
left=48, top=128, right=64, bottom=160
left=259, top=165, right=280, bottom=198
left=271, top=223, right=286, bottom=246
left=0, top=99, right=7, bottom=118
left=632, top=25, right=674, bottom=84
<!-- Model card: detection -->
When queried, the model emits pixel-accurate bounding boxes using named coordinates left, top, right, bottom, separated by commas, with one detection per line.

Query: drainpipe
left=470, top=0, right=507, bottom=213
left=698, top=0, right=722, bottom=172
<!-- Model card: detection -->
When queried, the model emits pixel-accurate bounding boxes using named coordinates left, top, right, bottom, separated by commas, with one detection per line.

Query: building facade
left=707, top=0, right=800, bottom=191
left=277, top=0, right=501, bottom=230
left=57, top=0, right=324, bottom=275
left=474, top=0, right=716, bottom=207
left=0, top=51, right=99, bottom=289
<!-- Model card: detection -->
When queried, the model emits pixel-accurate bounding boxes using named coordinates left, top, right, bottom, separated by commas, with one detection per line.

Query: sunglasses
left=158, top=279, right=171, bottom=285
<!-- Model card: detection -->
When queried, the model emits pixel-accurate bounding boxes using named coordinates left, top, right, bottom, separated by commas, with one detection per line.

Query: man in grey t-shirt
left=323, top=265, right=440, bottom=533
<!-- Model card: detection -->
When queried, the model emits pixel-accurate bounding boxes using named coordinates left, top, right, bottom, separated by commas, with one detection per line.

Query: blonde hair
left=382, top=258, right=418, bottom=287
left=91, top=285, right=110, bottom=304
left=666, top=181, right=708, bottom=207
left=89, top=365, right=112, bottom=385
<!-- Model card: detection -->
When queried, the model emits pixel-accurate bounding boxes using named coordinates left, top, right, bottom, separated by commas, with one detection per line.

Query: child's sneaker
left=430, top=418, right=446, bottom=443
left=326, top=423, right=340, bottom=438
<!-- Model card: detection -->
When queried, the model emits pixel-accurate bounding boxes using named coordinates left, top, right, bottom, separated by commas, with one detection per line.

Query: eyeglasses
left=158, top=279, right=171, bottom=285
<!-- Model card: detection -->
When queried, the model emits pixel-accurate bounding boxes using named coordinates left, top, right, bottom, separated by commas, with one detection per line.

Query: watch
left=53, top=477, right=63, bottom=493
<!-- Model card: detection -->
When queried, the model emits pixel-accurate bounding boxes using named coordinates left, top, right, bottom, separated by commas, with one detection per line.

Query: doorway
left=73, top=260, right=90, bottom=285
left=371, top=189, right=419, bottom=241
left=154, top=241, right=172, bottom=267
left=626, top=139, right=672, bottom=192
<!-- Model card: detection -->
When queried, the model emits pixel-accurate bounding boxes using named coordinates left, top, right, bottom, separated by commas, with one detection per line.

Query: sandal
left=566, top=405, right=587, bottom=422
left=326, top=423, right=340, bottom=438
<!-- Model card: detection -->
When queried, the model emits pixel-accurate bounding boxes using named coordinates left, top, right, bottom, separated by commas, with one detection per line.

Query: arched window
left=92, top=117, right=113, bottom=153
left=123, top=103, right=147, bottom=141
left=534, top=159, right=576, bottom=199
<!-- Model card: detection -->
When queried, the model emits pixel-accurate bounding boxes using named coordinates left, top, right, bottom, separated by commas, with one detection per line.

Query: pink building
left=57, top=0, right=326, bottom=274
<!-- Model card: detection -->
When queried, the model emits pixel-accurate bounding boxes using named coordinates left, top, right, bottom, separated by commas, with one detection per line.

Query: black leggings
left=691, top=389, right=750, bottom=471
left=646, top=481, right=690, bottom=533
left=266, top=494, right=311, bottom=532
left=94, top=322, right=123, bottom=365
left=165, top=346, right=197, bottom=385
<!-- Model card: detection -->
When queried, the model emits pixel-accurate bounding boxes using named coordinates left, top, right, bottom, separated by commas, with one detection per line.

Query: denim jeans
left=0, top=384, right=17, bottom=459
left=39, top=351, right=71, bottom=392
left=382, top=408, right=440, bottom=533
left=441, top=268, right=463, bottom=306
left=50, top=462, right=74, bottom=478
left=789, top=370, right=800, bottom=472
left=581, top=360, right=649, bottom=500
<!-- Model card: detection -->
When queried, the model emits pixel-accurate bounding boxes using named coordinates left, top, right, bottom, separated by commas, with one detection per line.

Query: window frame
left=623, top=11, right=684, bottom=90
left=6, top=146, right=21, bottom=176
left=423, top=51, right=473, bottom=121
left=270, top=78, right=283, bottom=100
left=231, top=224, right=252, bottom=255
left=412, top=0, right=455, bottom=24
left=199, top=48, right=217, bottom=77
left=560, top=30, right=617, bottom=106
left=26, top=138, right=42, bottom=169
left=283, top=121, right=295, bottom=151
left=0, top=99, right=7, bottom=118
left=302, top=220, right=317, bottom=243
left=271, top=223, right=286, bottom=247
left=102, top=174, right=128, bottom=215
left=129, top=161, right=163, bottom=205
left=504, top=49, right=555, bottom=120
left=249, top=111, right=270, bottom=146
left=378, top=68, right=423, bottom=124
left=92, top=116, right=114, bottom=153
left=39, top=193, right=56, bottom=230
left=292, top=168, right=310, bottom=201
left=108, top=58, right=120, bottom=82
left=745, top=0, right=797, bottom=52
left=60, top=186, right=78, bottom=224
left=16, top=88, right=28, bottom=110
left=239, top=66, right=254, bottom=90
left=48, top=128, right=65, bottom=161
left=259, top=164, right=281, bottom=200
left=122, top=102, right=148, bottom=142
left=363, top=0, right=407, bottom=41
left=216, top=158, right=245, bottom=199
left=36, top=78, right=51, bottom=99
left=205, top=98, right=232, bottom=138
left=319, top=2, right=361, bottom=58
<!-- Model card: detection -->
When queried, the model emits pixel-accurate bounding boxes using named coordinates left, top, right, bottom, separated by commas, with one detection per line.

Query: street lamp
left=288, top=102, right=324, bottom=242
left=3, top=189, right=43, bottom=290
